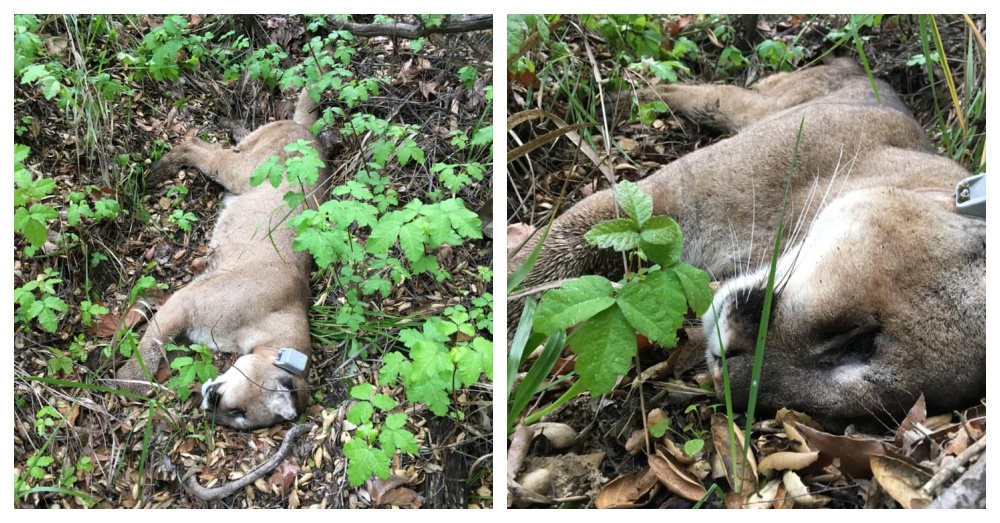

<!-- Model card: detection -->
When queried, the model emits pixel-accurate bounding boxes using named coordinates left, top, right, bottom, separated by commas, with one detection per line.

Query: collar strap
left=251, top=347, right=309, bottom=376
left=956, top=173, right=985, bottom=219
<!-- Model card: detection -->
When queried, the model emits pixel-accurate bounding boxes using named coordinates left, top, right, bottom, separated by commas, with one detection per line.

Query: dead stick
left=922, top=433, right=986, bottom=496
left=329, top=15, right=492, bottom=39
left=185, top=423, right=315, bottom=501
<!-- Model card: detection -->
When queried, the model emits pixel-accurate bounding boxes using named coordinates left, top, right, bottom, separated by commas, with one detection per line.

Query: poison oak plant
left=248, top=40, right=492, bottom=485
left=512, top=181, right=713, bottom=427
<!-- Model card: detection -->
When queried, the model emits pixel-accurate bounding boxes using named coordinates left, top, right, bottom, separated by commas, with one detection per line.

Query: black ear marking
left=204, top=382, right=222, bottom=407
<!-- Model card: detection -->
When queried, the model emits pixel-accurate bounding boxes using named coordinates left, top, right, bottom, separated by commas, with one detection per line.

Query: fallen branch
left=185, top=423, right=315, bottom=501
left=329, top=15, right=491, bottom=39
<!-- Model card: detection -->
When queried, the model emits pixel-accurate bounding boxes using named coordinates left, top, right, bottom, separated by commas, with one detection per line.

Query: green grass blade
left=508, top=330, right=566, bottom=432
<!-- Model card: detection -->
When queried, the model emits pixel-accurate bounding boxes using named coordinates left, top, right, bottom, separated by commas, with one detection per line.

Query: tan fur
left=117, top=90, right=328, bottom=429
left=513, top=59, right=985, bottom=429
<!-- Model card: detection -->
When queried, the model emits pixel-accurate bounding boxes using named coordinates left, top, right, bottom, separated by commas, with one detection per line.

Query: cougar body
left=513, top=59, right=985, bottom=430
left=117, top=90, right=328, bottom=429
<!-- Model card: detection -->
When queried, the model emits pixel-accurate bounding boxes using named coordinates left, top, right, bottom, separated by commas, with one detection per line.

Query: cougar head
left=201, top=353, right=308, bottom=430
left=704, top=187, right=985, bottom=431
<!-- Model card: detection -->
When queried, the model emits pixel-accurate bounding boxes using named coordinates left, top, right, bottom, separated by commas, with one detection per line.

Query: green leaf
left=453, top=337, right=492, bottom=387
left=372, top=393, right=396, bottom=411
left=533, top=275, right=616, bottom=335
left=441, top=198, right=481, bottom=239
left=367, top=211, right=405, bottom=255
left=398, top=220, right=426, bottom=262
left=650, top=419, right=670, bottom=438
left=344, top=439, right=390, bottom=486
left=638, top=100, right=668, bottom=125
left=568, top=305, right=635, bottom=396
left=673, top=262, right=714, bottom=316
left=384, top=412, right=407, bottom=430
left=638, top=215, right=679, bottom=246
left=614, top=180, right=653, bottom=226
left=20, top=63, right=49, bottom=84
left=350, top=383, right=374, bottom=400
left=250, top=156, right=283, bottom=188
left=378, top=351, right=410, bottom=384
left=405, top=374, right=451, bottom=415
left=684, top=438, right=705, bottom=457
left=380, top=425, right=419, bottom=455
left=347, top=401, right=374, bottom=425
left=170, top=356, right=194, bottom=369
left=584, top=217, right=640, bottom=251
left=410, top=340, right=453, bottom=381
left=616, top=270, right=686, bottom=348
left=639, top=219, right=684, bottom=267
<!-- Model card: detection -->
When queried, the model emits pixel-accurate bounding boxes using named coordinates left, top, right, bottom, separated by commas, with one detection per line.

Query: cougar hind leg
left=623, top=59, right=863, bottom=132
left=151, top=140, right=256, bottom=195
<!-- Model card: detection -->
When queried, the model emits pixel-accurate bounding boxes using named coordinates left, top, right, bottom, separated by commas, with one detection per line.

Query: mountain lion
left=116, top=89, right=328, bottom=429
left=511, top=58, right=985, bottom=430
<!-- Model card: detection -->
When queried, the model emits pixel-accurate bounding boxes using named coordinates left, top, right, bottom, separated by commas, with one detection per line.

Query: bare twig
left=329, top=15, right=491, bottom=39
left=185, top=423, right=315, bottom=501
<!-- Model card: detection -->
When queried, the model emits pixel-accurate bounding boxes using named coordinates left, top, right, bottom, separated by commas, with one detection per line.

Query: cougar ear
left=266, top=376, right=298, bottom=421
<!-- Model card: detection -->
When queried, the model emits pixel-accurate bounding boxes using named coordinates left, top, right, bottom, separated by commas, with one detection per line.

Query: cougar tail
left=293, top=88, right=320, bottom=128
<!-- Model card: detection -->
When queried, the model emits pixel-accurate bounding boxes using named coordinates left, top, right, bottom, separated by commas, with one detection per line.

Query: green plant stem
left=521, top=379, right=587, bottom=426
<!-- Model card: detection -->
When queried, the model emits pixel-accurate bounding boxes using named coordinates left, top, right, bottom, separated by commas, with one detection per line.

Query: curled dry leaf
left=781, top=470, right=830, bottom=508
left=757, top=451, right=819, bottom=475
left=794, top=421, right=889, bottom=479
left=711, top=414, right=758, bottom=494
left=594, top=466, right=658, bottom=508
left=870, top=454, right=933, bottom=509
left=658, top=440, right=696, bottom=466
left=647, top=453, right=707, bottom=502
left=533, top=422, right=578, bottom=449
left=744, top=478, right=781, bottom=509
left=895, top=393, right=927, bottom=448
left=516, top=467, right=553, bottom=497
left=625, top=429, right=646, bottom=455
left=646, top=408, right=668, bottom=429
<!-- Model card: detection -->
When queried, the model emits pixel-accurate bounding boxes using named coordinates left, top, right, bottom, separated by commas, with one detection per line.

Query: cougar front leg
left=114, top=295, right=192, bottom=394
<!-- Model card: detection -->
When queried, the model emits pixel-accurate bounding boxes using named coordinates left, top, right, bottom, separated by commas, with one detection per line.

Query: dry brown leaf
left=724, top=491, right=747, bottom=509
left=377, top=487, right=423, bottom=508
left=794, top=421, right=889, bottom=479
left=268, top=459, right=299, bottom=495
left=647, top=453, right=706, bottom=501
left=516, top=467, right=552, bottom=497
left=594, top=466, right=658, bottom=508
left=870, top=454, right=932, bottom=509
left=369, top=474, right=411, bottom=505
left=530, top=422, right=578, bottom=450
left=711, top=414, right=758, bottom=494
left=781, top=470, right=830, bottom=508
left=89, top=310, right=121, bottom=337
left=658, top=440, right=695, bottom=466
left=757, top=451, right=819, bottom=475
left=625, top=429, right=646, bottom=455
left=745, top=478, right=781, bottom=509
left=895, top=393, right=927, bottom=447
left=419, top=81, right=439, bottom=99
